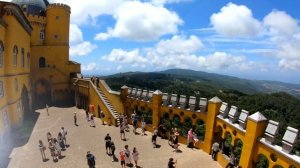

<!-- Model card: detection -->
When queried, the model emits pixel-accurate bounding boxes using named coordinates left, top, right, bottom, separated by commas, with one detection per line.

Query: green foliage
left=255, top=155, right=269, bottom=168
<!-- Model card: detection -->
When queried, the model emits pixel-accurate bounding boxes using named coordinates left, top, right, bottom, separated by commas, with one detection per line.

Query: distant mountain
left=104, top=69, right=300, bottom=98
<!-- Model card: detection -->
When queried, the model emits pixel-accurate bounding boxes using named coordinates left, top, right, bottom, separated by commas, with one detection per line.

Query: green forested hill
left=102, top=69, right=300, bottom=153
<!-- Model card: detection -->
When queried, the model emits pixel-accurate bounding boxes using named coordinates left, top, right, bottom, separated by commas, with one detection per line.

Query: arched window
left=40, top=30, right=45, bottom=41
left=13, top=45, right=18, bottom=67
left=27, top=53, right=30, bottom=68
left=0, top=41, right=4, bottom=67
left=39, top=57, right=46, bottom=68
left=21, top=48, right=25, bottom=67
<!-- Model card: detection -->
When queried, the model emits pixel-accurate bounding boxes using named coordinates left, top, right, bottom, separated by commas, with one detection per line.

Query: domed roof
left=12, top=0, right=50, bottom=15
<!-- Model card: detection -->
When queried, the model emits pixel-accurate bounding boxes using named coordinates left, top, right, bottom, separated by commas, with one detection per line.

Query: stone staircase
left=96, top=87, right=120, bottom=126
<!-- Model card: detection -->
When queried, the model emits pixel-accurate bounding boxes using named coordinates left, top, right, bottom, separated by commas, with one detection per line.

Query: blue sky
left=52, top=0, right=300, bottom=83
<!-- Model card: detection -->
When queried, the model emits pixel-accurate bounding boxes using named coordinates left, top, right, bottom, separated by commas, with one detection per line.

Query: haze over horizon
left=5, top=0, right=300, bottom=84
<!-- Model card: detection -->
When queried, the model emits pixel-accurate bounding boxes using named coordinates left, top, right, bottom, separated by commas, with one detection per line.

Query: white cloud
left=156, top=35, right=203, bottom=55
left=210, top=3, right=261, bottom=37
left=69, top=24, right=83, bottom=45
left=70, top=41, right=97, bottom=57
left=81, top=62, right=97, bottom=71
left=263, top=11, right=299, bottom=36
left=102, top=49, right=147, bottom=66
left=150, top=0, right=191, bottom=6
left=279, top=59, right=300, bottom=71
left=116, top=65, right=123, bottom=70
left=95, top=1, right=182, bottom=41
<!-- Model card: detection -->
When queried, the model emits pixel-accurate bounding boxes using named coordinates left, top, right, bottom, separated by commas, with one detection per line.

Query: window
left=13, top=45, right=18, bottom=67
left=0, top=41, right=3, bottom=67
left=0, top=81, right=3, bottom=98
left=3, top=110, right=9, bottom=129
left=56, top=16, right=60, bottom=20
left=21, top=48, right=25, bottom=67
left=54, top=34, right=58, bottom=39
left=40, top=30, right=45, bottom=40
left=27, top=53, right=30, bottom=68
left=15, top=78, right=18, bottom=92
left=39, top=57, right=46, bottom=68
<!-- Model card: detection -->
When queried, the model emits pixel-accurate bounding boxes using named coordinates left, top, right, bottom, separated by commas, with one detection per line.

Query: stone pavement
left=7, top=107, right=221, bottom=168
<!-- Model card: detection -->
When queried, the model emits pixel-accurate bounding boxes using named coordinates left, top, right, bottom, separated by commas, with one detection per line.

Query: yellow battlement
left=26, top=14, right=46, bottom=23
left=46, top=3, right=70, bottom=12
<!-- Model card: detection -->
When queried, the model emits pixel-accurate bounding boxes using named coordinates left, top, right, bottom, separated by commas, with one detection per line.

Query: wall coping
left=217, top=115, right=246, bottom=133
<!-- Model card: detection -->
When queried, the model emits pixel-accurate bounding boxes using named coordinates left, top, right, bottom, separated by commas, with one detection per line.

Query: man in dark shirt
left=168, top=158, right=177, bottom=168
left=86, top=151, right=95, bottom=168
left=105, top=133, right=112, bottom=155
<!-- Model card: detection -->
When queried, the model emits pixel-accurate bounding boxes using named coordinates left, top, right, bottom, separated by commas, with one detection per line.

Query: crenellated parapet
left=26, top=14, right=46, bottom=26
left=46, top=3, right=70, bottom=13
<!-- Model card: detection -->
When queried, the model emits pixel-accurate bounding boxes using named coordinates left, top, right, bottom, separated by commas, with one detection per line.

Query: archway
left=21, top=85, right=30, bottom=117
left=224, top=132, right=232, bottom=156
left=195, top=119, right=205, bottom=141
left=35, top=78, right=51, bottom=108
left=182, top=117, right=192, bottom=136
left=255, top=154, right=269, bottom=168
left=172, top=114, right=181, bottom=129
left=233, top=138, right=243, bottom=165
left=214, top=125, right=223, bottom=144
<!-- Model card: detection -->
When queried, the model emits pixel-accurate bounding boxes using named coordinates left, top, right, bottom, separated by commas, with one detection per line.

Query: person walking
left=211, top=141, right=220, bottom=161
left=46, top=104, right=49, bottom=116
left=124, top=116, right=129, bottom=132
left=105, top=133, right=112, bottom=155
left=86, top=151, right=96, bottom=168
left=152, top=127, right=158, bottom=148
left=53, top=138, right=61, bottom=158
left=38, top=140, right=47, bottom=161
left=173, top=129, right=179, bottom=152
left=49, top=142, right=57, bottom=161
left=193, top=132, right=199, bottom=148
left=120, top=123, right=126, bottom=140
left=74, top=112, right=77, bottom=126
left=141, top=119, right=146, bottom=136
left=110, top=141, right=116, bottom=162
left=100, top=110, right=105, bottom=125
left=60, top=127, right=68, bottom=145
left=47, top=132, right=52, bottom=143
left=168, top=158, right=177, bottom=168
left=57, top=132, right=65, bottom=149
left=132, top=147, right=139, bottom=168
left=124, top=145, right=132, bottom=166
left=119, top=151, right=126, bottom=168
left=187, top=128, right=193, bottom=148
left=90, top=114, right=95, bottom=127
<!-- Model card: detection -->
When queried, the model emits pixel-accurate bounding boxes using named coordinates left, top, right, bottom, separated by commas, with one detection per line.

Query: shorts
left=121, top=160, right=125, bottom=165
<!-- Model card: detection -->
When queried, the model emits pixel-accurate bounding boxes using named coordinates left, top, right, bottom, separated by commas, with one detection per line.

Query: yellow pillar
left=152, top=90, right=162, bottom=128
left=239, top=112, right=267, bottom=168
left=203, top=96, right=222, bottom=154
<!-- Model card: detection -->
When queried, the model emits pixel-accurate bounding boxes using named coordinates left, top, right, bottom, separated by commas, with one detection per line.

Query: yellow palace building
left=0, top=0, right=80, bottom=142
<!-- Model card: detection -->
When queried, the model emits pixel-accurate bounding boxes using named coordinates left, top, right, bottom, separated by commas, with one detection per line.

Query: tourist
left=132, top=114, right=138, bottom=134
left=90, top=114, right=95, bottom=127
left=57, top=132, right=65, bottom=149
left=161, top=125, right=167, bottom=139
left=173, top=129, right=179, bottom=152
left=53, top=138, right=61, bottom=158
left=226, top=154, right=235, bottom=168
left=152, top=127, right=158, bottom=148
left=74, top=112, right=77, bottom=126
left=119, top=114, right=124, bottom=125
left=124, top=116, right=129, bottom=132
left=119, top=151, right=126, bottom=168
left=38, top=140, right=47, bottom=161
left=100, top=110, right=105, bottom=125
left=124, top=145, right=132, bottom=166
left=193, top=132, right=199, bottom=147
left=86, top=151, right=96, bottom=168
left=46, top=104, right=49, bottom=116
left=86, top=110, right=89, bottom=121
left=60, top=127, right=68, bottom=145
left=47, top=132, right=52, bottom=143
left=105, top=133, right=112, bottom=155
left=48, top=142, right=57, bottom=161
left=110, top=141, right=116, bottom=161
left=141, top=119, right=146, bottom=136
left=187, top=128, right=193, bottom=148
left=168, top=158, right=177, bottom=168
left=132, top=147, right=139, bottom=168
left=211, top=141, right=219, bottom=161
left=120, top=123, right=126, bottom=140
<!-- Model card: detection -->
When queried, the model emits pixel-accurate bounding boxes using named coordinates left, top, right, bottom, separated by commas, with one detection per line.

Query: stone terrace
left=7, top=107, right=221, bottom=168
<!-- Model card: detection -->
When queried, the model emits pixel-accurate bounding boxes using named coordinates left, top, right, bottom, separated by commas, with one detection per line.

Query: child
left=193, top=132, right=199, bottom=147
left=120, top=151, right=126, bottom=168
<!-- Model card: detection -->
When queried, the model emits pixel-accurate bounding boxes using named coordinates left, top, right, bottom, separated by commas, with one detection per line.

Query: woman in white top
left=132, top=147, right=139, bottom=167
left=38, top=140, right=47, bottom=161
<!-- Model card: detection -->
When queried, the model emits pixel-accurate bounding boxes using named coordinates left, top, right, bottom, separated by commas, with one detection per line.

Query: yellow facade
left=0, top=1, right=80, bottom=142
left=75, top=79, right=300, bottom=168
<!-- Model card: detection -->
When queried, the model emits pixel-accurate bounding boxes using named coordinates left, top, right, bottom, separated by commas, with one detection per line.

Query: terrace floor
left=7, top=107, right=221, bottom=168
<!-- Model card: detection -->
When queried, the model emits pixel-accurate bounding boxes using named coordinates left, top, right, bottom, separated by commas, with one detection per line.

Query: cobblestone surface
left=8, top=107, right=221, bottom=168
